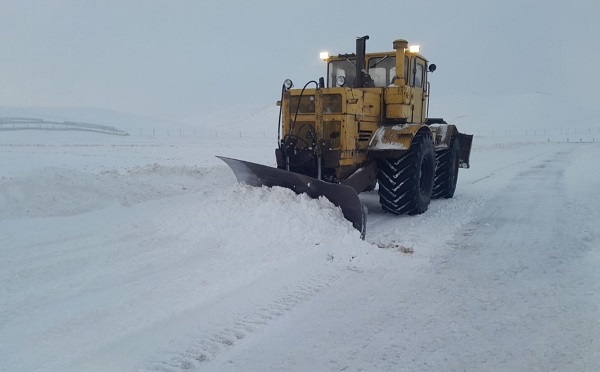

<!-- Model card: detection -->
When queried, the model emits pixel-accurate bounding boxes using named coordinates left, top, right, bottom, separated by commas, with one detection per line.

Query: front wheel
left=377, top=131, right=435, bottom=215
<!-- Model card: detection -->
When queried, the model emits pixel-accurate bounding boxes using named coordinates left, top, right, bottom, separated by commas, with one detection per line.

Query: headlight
left=336, top=76, right=346, bottom=87
left=283, top=79, right=293, bottom=89
left=408, top=45, right=420, bottom=53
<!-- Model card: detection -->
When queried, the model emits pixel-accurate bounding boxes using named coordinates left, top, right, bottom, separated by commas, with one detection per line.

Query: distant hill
left=429, top=93, right=599, bottom=137
left=0, top=104, right=280, bottom=137
left=0, top=106, right=187, bottom=134
left=2, top=93, right=598, bottom=139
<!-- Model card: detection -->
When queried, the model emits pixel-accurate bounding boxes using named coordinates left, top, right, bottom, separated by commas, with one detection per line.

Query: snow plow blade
left=217, top=156, right=366, bottom=239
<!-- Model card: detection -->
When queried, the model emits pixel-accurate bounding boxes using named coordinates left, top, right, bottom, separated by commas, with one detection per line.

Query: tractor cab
left=321, top=39, right=431, bottom=124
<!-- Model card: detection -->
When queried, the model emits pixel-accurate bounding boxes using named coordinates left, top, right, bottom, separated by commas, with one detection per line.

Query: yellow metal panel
left=385, top=104, right=411, bottom=120
left=368, top=124, right=429, bottom=151
left=344, top=89, right=381, bottom=119
left=361, top=90, right=382, bottom=117
left=323, top=120, right=341, bottom=148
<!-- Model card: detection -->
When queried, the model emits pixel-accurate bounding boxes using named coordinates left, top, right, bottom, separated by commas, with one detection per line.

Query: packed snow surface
left=1, top=99, right=600, bottom=371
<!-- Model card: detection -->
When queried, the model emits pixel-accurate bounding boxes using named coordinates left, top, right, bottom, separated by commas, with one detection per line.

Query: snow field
left=1, top=125, right=599, bottom=371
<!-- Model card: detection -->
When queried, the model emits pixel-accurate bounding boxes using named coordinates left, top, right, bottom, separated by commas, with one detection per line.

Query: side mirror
left=428, top=64, right=437, bottom=73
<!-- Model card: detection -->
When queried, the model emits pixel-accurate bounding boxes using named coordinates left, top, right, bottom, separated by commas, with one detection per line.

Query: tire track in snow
left=470, top=147, right=559, bottom=184
left=140, top=272, right=342, bottom=371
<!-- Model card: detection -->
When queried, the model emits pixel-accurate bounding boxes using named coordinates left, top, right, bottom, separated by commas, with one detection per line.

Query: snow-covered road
left=1, top=131, right=599, bottom=371
left=205, top=143, right=600, bottom=372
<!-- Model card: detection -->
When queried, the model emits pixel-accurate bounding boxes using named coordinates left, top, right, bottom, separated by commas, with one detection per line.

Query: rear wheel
left=432, top=137, right=460, bottom=199
left=377, top=131, right=435, bottom=215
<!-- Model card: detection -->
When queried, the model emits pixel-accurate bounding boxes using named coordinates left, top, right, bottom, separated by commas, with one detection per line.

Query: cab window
left=408, top=57, right=415, bottom=86
left=328, top=59, right=356, bottom=87
left=404, top=56, right=409, bottom=84
left=367, top=56, right=396, bottom=87
left=415, top=62, right=424, bottom=88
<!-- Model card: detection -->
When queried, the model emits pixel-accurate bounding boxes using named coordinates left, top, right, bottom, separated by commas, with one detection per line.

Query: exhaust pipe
left=393, top=39, right=408, bottom=86
left=355, top=35, right=369, bottom=88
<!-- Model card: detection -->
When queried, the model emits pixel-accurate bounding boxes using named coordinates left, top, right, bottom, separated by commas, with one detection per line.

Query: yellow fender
left=367, top=123, right=472, bottom=167
left=367, top=124, right=431, bottom=154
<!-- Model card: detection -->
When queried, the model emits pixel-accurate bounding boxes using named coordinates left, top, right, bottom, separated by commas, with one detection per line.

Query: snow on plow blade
left=217, top=156, right=366, bottom=239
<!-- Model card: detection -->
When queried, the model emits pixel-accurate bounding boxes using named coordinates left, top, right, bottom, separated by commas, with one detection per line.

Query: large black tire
left=432, top=137, right=460, bottom=199
left=377, top=131, right=435, bottom=215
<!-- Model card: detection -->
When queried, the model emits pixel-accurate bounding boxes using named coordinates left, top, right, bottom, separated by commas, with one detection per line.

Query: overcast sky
left=1, top=0, right=598, bottom=120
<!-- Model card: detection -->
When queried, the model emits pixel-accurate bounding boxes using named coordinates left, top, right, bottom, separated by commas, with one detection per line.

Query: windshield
left=328, top=59, right=356, bottom=87
left=328, top=56, right=396, bottom=88
left=367, top=56, right=396, bottom=87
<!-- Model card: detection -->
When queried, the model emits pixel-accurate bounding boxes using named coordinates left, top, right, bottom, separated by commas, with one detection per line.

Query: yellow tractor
left=220, top=36, right=472, bottom=238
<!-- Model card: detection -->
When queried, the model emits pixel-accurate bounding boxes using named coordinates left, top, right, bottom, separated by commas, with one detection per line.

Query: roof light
left=408, top=45, right=421, bottom=53
left=319, top=51, right=330, bottom=61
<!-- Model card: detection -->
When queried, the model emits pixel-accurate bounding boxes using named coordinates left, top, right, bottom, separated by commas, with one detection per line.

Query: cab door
left=409, top=56, right=426, bottom=123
